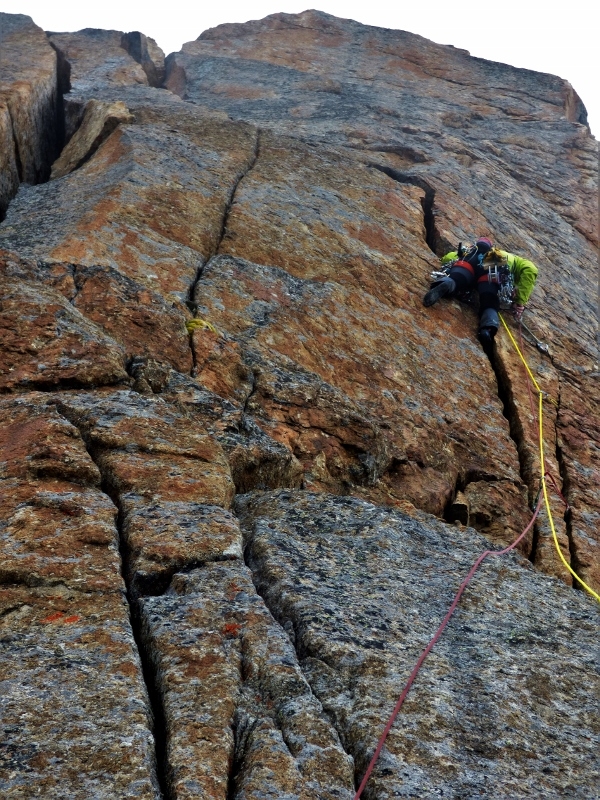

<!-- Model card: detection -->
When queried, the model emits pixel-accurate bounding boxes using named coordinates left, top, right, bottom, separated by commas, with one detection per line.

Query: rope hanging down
left=499, top=313, right=599, bottom=601
left=353, top=493, right=544, bottom=800
left=354, top=314, right=599, bottom=799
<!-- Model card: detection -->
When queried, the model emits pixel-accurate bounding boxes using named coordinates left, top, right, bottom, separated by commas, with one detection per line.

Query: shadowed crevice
left=216, top=127, right=261, bottom=258
left=235, top=506, right=357, bottom=785
left=368, top=163, right=439, bottom=255
left=486, top=342, right=544, bottom=563
left=120, top=31, right=165, bottom=88
left=51, top=413, right=170, bottom=800
left=185, top=128, right=261, bottom=372
left=49, top=39, right=71, bottom=149
left=553, top=385, right=581, bottom=590
left=1, top=40, right=68, bottom=220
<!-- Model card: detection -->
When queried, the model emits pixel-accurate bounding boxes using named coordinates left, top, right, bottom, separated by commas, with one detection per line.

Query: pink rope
left=353, top=492, right=544, bottom=799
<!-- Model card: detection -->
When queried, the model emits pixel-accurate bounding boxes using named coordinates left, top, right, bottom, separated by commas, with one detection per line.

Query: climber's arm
left=440, top=251, right=458, bottom=265
left=510, top=254, right=538, bottom=305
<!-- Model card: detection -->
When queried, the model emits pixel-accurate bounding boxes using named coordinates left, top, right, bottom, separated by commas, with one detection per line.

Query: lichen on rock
left=0, top=9, right=598, bottom=799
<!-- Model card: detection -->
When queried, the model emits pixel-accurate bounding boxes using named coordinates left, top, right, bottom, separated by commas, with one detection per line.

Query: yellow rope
left=537, top=391, right=600, bottom=602
left=186, top=318, right=218, bottom=334
left=499, top=314, right=558, bottom=406
left=501, top=313, right=599, bottom=602
left=499, top=314, right=542, bottom=392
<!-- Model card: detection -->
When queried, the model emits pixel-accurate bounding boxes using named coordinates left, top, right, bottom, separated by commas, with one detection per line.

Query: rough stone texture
left=121, top=497, right=242, bottom=597
left=236, top=490, right=600, bottom=799
left=0, top=279, right=128, bottom=391
left=121, top=31, right=166, bottom=88
left=48, top=28, right=150, bottom=94
left=0, top=587, right=159, bottom=799
left=0, top=9, right=598, bottom=798
left=0, top=14, right=60, bottom=216
left=167, top=10, right=599, bottom=585
left=0, top=395, right=159, bottom=798
left=50, top=98, right=134, bottom=179
left=54, top=390, right=235, bottom=507
left=140, top=561, right=354, bottom=799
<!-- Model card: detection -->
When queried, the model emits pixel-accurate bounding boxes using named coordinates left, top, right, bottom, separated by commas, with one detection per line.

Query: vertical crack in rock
left=553, top=383, right=580, bottom=589
left=120, top=31, right=165, bottom=88
left=234, top=508, right=357, bottom=778
left=368, top=163, right=439, bottom=254
left=215, top=128, right=261, bottom=258
left=1, top=41, right=68, bottom=220
left=488, top=345, right=548, bottom=563
left=48, top=39, right=71, bottom=149
left=112, top=501, right=171, bottom=800
left=186, top=128, right=261, bottom=371
left=418, top=183, right=437, bottom=255
left=54, top=416, right=169, bottom=799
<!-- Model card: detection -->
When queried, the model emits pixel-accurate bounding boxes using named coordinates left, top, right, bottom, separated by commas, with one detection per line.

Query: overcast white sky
left=1, top=1, right=598, bottom=136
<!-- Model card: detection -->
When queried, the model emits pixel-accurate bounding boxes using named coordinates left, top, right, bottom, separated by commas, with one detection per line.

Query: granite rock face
left=0, top=10, right=598, bottom=799
left=0, top=14, right=61, bottom=216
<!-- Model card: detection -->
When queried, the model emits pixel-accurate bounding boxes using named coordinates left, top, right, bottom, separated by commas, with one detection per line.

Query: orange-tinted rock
left=0, top=396, right=122, bottom=591
left=71, top=265, right=193, bottom=373
left=195, top=241, right=524, bottom=522
left=494, top=333, right=572, bottom=581
left=55, top=390, right=235, bottom=507
left=48, top=29, right=149, bottom=93
left=169, top=11, right=597, bottom=589
left=0, top=10, right=598, bottom=796
left=0, top=279, right=128, bottom=391
left=190, top=327, right=252, bottom=404
left=0, top=478, right=121, bottom=591
left=50, top=98, right=134, bottom=179
left=0, top=14, right=60, bottom=214
left=0, top=395, right=100, bottom=485
left=0, top=104, right=258, bottom=308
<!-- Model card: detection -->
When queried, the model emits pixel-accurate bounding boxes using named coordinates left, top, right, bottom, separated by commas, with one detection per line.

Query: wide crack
left=553, top=381, right=581, bottom=589
left=487, top=339, right=550, bottom=564
left=1, top=42, right=69, bottom=221
left=368, top=163, right=440, bottom=255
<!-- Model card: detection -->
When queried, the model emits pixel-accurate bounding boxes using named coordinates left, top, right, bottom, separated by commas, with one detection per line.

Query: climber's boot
left=478, top=308, right=499, bottom=355
left=423, top=277, right=456, bottom=307
left=478, top=326, right=497, bottom=355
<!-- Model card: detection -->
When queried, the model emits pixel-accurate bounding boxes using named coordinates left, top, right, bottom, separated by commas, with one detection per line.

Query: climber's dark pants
left=449, top=265, right=500, bottom=331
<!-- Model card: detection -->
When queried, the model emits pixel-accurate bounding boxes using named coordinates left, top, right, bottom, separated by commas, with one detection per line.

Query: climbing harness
left=354, top=314, right=599, bottom=799
left=429, top=243, right=515, bottom=307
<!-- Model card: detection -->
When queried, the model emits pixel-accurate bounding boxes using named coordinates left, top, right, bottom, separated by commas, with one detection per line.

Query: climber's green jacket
left=440, top=249, right=538, bottom=305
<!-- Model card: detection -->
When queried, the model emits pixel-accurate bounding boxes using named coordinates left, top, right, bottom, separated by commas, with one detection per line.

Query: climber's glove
left=512, top=303, right=525, bottom=321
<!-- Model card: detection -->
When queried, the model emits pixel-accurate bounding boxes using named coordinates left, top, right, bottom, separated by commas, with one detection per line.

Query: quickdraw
left=489, top=262, right=515, bottom=306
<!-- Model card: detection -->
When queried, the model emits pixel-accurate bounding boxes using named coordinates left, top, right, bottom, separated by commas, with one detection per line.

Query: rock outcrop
left=0, top=10, right=598, bottom=799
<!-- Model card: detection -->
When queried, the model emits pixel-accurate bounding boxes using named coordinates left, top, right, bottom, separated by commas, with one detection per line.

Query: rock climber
left=423, top=237, right=538, bottom=353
